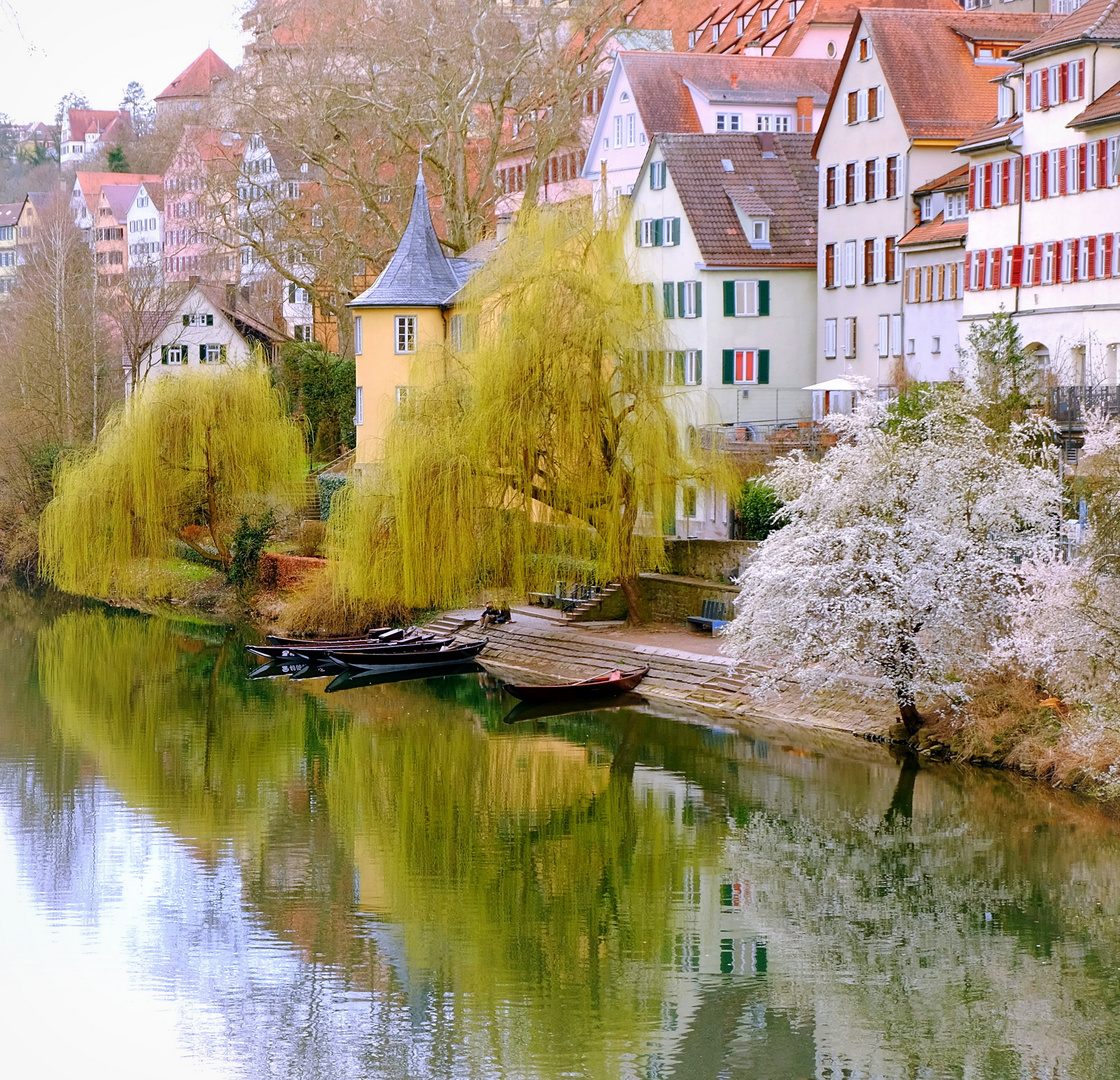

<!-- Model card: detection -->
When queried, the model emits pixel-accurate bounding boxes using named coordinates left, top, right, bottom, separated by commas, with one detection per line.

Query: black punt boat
left=326, top=639, right=488, bottom=669
left=247, top=636, right=448, bottom=661
left=266, top=627, right=394, bottom=646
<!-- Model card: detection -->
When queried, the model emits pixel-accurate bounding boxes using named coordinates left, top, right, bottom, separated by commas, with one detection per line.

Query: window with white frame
left=874, top=157, right=887, bottom=200
left=877, top=314, right=889, bottom=358
left=395, top=315, right=417, bottom=353
left=626, top=113, right=636, bottom=146
left=756, top=114, right=791, bottom=132
left=873, top=237, right=885, bottom=283
left=1079, top=237, right=1090, bottom=280
left=1023, top=245, right=1036, bottom=286
left=732, top=280, right=760, bottom=316
left=183, top=313, right=214, bottom=327
left=354, top=315, right=363, bottom=354
left=1002, top=246, right=1014, bottom=287
left=662, top=217, right=679, bottom=246
left=920, top=194, right=933, bottom=221
left=294, top=324, right=313, bottom=342
left=1062, top=241, right=1073, bottom=282
left=1087, top=141, right=1100, bottom=190
left=843, top=317, right=857, bottom=357
left=679, top=280, right=701, bottom=317
left=1109, top=137, right=1120, bottom=183
left=684, top=350, right=702, bottom=385
left=1048, top=149, right=1061, bottom=196
left=969, top=254, right=981, bottom=291
left=640, top=218, right=657, bottom=247
left=890, top=314, right=902, bottom=356
left=732, top=349, right=757, bottom=384
left=163, top=344, right=186, bottom=365
left=750, top=219, right=770, bottom=246
left=857, top=88, right=869, bottom=122
left=944, top=192, right=967, bottom=220
left=354, top=385, right=363, bottom=426
left=650, top=160, right=666, bottom=189
left=1097, top=234, right=1109, bottom=278
left=613, top=115, right=623, bottom=148
left=1048, top=65, right=1062, bottom=106
left=716, top=113, right=742, bottom=131
left=824, top=318, right=837, bottom=358
left=1030, top=153, right=1042, bottom=199
left=200, top=343, right=224, bottom=362
left=843, top=240, right=857, bottom=286
left=1043, top=242, right=1056, bottom=284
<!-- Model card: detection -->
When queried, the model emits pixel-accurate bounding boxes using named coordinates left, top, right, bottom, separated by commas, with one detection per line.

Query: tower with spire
left=349, top=166, right=486, bottom=465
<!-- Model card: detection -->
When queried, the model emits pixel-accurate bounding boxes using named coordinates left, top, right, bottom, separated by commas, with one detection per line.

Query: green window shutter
left=199, top=345, right=206, bottom=361
left=182, top=314, right=189, bottom=326
left=220, top=344, right=228, bottom=363
left=207, top=314, right=214, bottom=326
left=758, top=280, right=770, bottom=316
left=695, top=350, right=702, bottom=382
left=672, top=218, right=680, bottom=246
left=674, top=351, right=685, bottom=385
left=635, top=220, right=642, bottom=246
left=161, top=345, right=169, bottom=365
left=677, top=281, right=685, bottom=316
left=758, top=349, right=770, bottom=384
left=653, top=218, right=663, bottom=246
left=694, top=281, right=702, bottom=317
left=663, top=282, right=675, bottom=318
left=723, top=281, right=735, bottom=317
left=722, top=349, right=734, bottom=384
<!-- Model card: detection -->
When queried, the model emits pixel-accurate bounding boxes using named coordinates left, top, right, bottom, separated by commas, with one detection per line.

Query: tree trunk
left=897, top=695, right=923, bottom=735
left=620, top=574, right=644, bottom=625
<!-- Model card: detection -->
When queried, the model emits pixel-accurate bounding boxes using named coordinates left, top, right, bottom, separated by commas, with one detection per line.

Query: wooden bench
left=687, top=599, right=730, bottom=634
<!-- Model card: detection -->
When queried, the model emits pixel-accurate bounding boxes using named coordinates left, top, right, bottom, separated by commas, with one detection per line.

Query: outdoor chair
left=687, top=599, right=730, bottom=634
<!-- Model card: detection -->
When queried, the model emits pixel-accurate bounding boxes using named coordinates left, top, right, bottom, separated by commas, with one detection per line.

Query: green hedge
left=316, top=474, right=349, bottom=520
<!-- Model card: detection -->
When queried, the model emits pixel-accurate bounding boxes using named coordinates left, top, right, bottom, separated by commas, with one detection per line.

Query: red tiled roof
left=620, top=51, right=839, bottom=137
left=155, top=49, right=234, bottom=102
left=898, top=211, right=968, bottom=247
left=1070, top=74, right=1120, bottom=128
left=913, top=163, right=969, bottom=194
left=67, top=109, right=130, bottom=140
left=75, top=171, right=162, bottom=216
left=955, top=114, right=1023, bottom=152
left=1009, top=0, right=1120, bottom=61
left=861, top=10, right=1054, bottom=141
left=768, top=0, right=960, bottom=56
left=656, top=131, right=818, bottom=267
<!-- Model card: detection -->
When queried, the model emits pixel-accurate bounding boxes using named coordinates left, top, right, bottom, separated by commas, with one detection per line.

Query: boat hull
left=328, top=639, right=488, bottom=669
left=502, top=666, right=649, bottom=702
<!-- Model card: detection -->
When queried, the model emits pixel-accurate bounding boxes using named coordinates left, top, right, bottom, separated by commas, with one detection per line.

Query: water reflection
left=0, top=599, right=1118, bottom=1078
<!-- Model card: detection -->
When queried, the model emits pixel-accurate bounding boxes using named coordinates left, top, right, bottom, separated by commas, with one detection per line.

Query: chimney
left=496, top=213, right=514, bottom=242
left=796, top=96, right=814, bottom=133
left=730, top=73, right=739, bottom=89
left=240, top=285, right=251, bottom=304
left=188, top=274, right=200, bottom=288
left=226, top=283, right=238, bottom=309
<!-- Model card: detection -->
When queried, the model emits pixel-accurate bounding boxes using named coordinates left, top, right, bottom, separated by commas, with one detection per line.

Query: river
left=1, top=591, right=1119, bottom=1079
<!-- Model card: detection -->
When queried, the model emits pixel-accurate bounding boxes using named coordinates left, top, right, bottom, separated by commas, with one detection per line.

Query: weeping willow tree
left=40, top=363, right=307, bottom=598
left=332, top=209, right=732, bottom=622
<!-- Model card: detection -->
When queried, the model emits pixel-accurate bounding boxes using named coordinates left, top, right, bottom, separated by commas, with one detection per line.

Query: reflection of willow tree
left=719, top=756, right=1120, bottom=1078
left=36, top=610, right=336, bottom=855
left=324, top=701, right=728, bottom=1074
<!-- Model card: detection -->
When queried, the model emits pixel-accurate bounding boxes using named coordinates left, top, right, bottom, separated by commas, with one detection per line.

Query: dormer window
left=750, top=219, right=770, bottom=247
left=721, top=159, right=735, bottom=173
left=716, top=113, right=743, bottom=131
left=997, top=83, right=1015, bottom=121
left=920, top=194, right=933, bottom=221
left=944, top=192, right=967, bottom=220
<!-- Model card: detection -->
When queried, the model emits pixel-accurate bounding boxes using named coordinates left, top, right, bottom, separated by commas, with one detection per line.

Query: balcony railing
left=1048, top=386, right=1120, bottom=425
left=702, top=419, right=829, bottom=456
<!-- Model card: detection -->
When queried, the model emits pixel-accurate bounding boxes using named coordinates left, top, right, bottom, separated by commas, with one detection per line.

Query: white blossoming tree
left=723, top=392, right=1060, bottom=733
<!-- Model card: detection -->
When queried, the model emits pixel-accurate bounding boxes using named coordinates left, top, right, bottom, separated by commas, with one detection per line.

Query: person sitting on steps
left=479, top=602, right=512, bottom=629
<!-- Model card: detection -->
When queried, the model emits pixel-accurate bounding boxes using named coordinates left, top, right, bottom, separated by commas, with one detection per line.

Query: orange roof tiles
left=155, top=48, right=234, bottom=102
left=1070, top=75, right=1120, bottom=128
left=898, top=211, right=968, bottom=247
left=912, top=164, right=969, bottom=194
left=1009, top=0, right=1120, bottom=61
left=67, top=109, right=130, bottom=140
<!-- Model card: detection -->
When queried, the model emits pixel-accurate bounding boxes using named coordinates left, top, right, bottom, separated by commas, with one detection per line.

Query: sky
left=0, top=0, right=246, bottom=123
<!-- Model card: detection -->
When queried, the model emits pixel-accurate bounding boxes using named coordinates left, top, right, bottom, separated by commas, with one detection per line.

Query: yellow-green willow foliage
left=332, top=208, right=734, bottom=620
left=40, top=364, right=307, bottom=598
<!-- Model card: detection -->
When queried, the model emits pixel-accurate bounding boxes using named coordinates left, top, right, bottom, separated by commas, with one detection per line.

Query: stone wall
left=663, top=540, right=756, bottom=583
left=638, top=572, right=739, bottom=624
left=260, top=552, right=327, bottom=591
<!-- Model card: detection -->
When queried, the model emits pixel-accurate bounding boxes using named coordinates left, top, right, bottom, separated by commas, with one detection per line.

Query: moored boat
left=247, top=636, right=448, bottom=661
left=327, top=639, right=488, bottom=669
left=502, top=667, right=649, bottom=702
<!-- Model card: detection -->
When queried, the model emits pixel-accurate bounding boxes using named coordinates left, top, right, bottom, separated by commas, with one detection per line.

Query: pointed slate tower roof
left=350, top=167, right=466, bottom=308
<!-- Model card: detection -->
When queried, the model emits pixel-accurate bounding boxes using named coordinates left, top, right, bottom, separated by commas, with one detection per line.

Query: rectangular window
left=885, top=236, right=897, bottom=282
left=847, top=92, right=858, bottom=124
left=865, top=159, right=877, bottom=202
left=626, top=113, right=636, bottom=146
left=843, top=240, right=857, bottom=286
left=825, top=243, right=836, bottom=288
left=877, top=314, right=889, bottom=358
left=1062, top=240, right=1073, bottom=282
left=662, top=217, right=680, bottom=246
left=845, top=162, right=856, bottom=204
left=163, top=345, right=186, bottom=365
left=824, top=318, right=837, bottom=358
left=354, top=386, right=363, bottom=426
left=733, top=349, right=756, bottom=384
left=613, top=115, right=622, bottom=148
left=886, top=156, right=899, bottom=198
left=1043, top=241, right=1056, bottom=284
left=857, top=89, right=869, bottom=122
left=1023, top=244, right=1036, bottom=286
left=678, top=280, right=701, bottom=317
left=354, top=315, right=363, bottom=354
left=395, top=315, right=417, bottom=353
left=1048, top=149, right=1061, bottom=197
left=684, top=350, right=702, bottom=385
left=727, top=279, right=761, bottom=316
left=1078, top=237, right=1090, bottom=280
left=1001, top=246, right=1014, bottom=288
left=716, top=113, right=742, bottom=131
left=890, top=313, right=902, bottom=356
left=854, top=161, right=866, bottom=202
left=640, top=218, right=657, bottom=247
left=864, top=238, right=875, bottom=284
left=843, top=317, right=857, bottom=358
left=1097, top=234, right=1109, bottom=278
left=650, top=160, right=666, bottom=190
left=200, top=343, right=224, bottom=363
left=825, top=165, right=837, bottom=207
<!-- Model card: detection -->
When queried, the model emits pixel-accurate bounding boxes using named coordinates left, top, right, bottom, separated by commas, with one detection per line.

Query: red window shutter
left=1034, top=242, right=1044, bottom=281
left=1069, top=238, right=1078, bottom=279
left=1100, top=140, right=1109, bottom=187
left=1025, top=73, right=1033, bottom=111
left=968, top=166, right=977, bottom=210
left=1107, top=233, right=1115, bottom=278
left=964, top=251, right=973, bottom=290
left=984, top=163, right=993, bottom=206
left=1060, top=63, right=1069, bottom=103
left=1059, top=148, right=1068, bottom=195
left=1024, top=155, right=1033, bottom=201
left=1011, top=245, right=1024, bottom=286
left=977, top=249, right=987, bottom=289
left=1078, top=59, right=1085, bottom=99
left=1078, top=144, right=1087, bottom=190
left=1040, top=67, right=1049, bottom=108
left=1088, top=235, right=1097, bottom=278
left=991, top=247, right=1002, bottom=286
left=1001, top=160, right=1011, bottom=204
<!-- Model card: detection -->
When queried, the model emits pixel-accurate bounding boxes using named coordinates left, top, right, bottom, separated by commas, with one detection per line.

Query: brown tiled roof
left=861, top=10, right=1054, bottom=141
left=622, top=0, right=725, bottom=52
left=194, top=283, right=290, bottom=343
left=1070, top=75, right=1120, bottom=128
left=143, top=181, right=166, bottom=213
left=913, top=163, right=969, bottom=194
left=955, top=114, right=1023, bottom=152
left=620, top=51, right=839, bottom=137
left=0, top=203, right=21, bottom=228
left=67, top=109, right=129, bottom=140
left=1009, top=0, right=1120, bottom=61
left=898, top=212, right=968, bottom=247
left=76, top=171, right=162, bottom=216
left=155, top=49, right=234, bottom=102
left=656, top=132, right=818, bottom=267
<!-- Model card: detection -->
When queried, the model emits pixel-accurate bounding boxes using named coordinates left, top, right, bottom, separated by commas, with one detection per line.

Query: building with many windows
left=0, top=203, right=19, bottom=298
left=813, top=6, right=1053, bottom=390
left=958, top=0, right=1120, bottom=385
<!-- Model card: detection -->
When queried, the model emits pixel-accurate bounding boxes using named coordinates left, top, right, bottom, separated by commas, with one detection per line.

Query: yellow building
left=349, top=167, right=484, bottom=466
left=0, top=203, right=18, bottom=299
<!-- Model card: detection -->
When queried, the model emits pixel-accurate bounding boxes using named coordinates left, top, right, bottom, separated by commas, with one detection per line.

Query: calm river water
left=2, top=591, right=1120, bottom=1079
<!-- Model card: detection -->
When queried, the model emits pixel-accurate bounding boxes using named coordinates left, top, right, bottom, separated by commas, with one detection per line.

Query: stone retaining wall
left=639, top=573, right=739, bottom=623
left=663, top=539, right=756, bottom=583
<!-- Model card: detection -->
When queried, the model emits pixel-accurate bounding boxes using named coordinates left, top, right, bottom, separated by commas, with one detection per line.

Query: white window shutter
left=890, top=314, right=903, bottom=356
left=857, top=89, right=869, bottom=122
left=875, top=158, right=886, bottom=200
left=878, top=315, right=889, bottom=357
left=873, top=238, right=885, bottom=283
left=854, top=164, right=866, bottom=203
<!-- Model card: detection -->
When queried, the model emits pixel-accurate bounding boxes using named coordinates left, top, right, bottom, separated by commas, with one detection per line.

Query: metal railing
left=701, top=419, right=826, bottom=455
left=1048, top=386, right=1120, bottom=426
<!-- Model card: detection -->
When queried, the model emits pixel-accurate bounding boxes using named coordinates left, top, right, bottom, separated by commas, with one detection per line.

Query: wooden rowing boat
left=266, top=628, right=394, bottom=646
left=247, top=636, right=448, bottom=660
left=327, top=639, right=488, bottom=669
left=501, top=666, right=649, bottom=702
